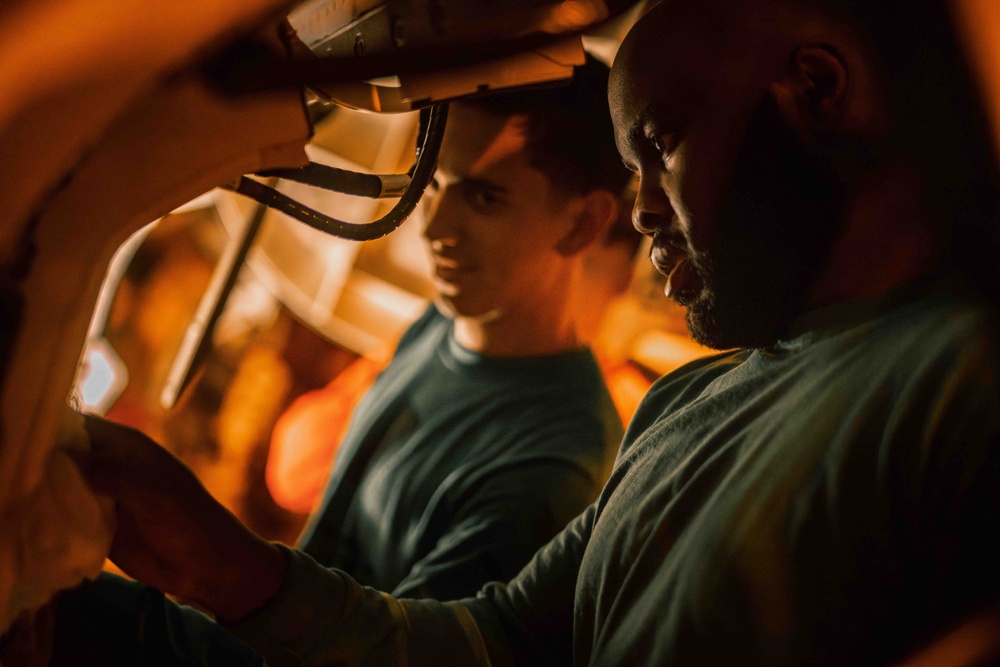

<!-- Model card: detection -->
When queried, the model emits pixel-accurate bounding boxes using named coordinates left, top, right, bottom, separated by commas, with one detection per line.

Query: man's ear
left=771, top=43, right=849, bottom=133
left=555, top=189, right=619, bottom=257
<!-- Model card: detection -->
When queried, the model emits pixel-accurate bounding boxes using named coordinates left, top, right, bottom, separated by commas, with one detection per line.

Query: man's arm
left=223, top=506, right=596, bottom=667
left=73, top=416, right=590, bottom=666
left=71, top=416, right=286, bottom=623
left=220, top=546, right=493, bottom=667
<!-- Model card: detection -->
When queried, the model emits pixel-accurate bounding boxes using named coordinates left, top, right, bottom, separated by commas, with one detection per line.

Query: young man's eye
left=470, top=188, right=501, bottom=209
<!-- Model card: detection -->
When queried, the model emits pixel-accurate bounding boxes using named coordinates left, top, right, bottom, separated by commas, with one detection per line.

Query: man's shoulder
left=621, top=349, right=749, bottom=447
left=854, top=277, right=1000, bottom=377
left=391, top=303, right=449, bottom=356
left=643, top=349, right=749, bottom=403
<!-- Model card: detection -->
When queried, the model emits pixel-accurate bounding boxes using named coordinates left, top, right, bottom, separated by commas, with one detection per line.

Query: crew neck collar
left=441, top=325, right=591, bottom=375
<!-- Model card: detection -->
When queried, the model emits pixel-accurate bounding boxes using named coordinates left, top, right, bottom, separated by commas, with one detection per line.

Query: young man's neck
left=452, top=303, right=580, bottom=358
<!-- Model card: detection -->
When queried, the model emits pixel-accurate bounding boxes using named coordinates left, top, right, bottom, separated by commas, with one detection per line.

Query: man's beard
left=683, top=94, right=850, bottom=350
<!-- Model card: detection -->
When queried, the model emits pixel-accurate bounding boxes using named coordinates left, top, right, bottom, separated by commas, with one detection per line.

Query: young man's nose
left=422, top=188, right=461, bottom=245
left=632, top=180, right=674, bottom=237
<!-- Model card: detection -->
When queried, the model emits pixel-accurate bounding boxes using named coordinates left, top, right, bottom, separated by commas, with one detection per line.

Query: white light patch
left=74, top=338, right=128, bottom=415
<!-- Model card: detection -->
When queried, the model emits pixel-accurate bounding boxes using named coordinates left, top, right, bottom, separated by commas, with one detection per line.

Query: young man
left=36, top=59, right=631, bottom=665
left=292, top=59, right=631, bottom=599
left=71, top=0, right=1000, bottom=665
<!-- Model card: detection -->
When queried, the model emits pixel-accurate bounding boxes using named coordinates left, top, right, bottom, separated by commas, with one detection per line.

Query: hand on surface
left=69, top=415, right=286, bottom=623
left=0, top=605, right=54, bottom=667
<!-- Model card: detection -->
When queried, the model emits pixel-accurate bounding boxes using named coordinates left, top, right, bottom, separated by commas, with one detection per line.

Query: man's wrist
left=209, top=540, right=288, bottom=624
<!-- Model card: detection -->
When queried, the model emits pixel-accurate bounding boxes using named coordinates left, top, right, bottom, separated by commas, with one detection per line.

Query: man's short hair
left=463, top=56, right=633, bottom=199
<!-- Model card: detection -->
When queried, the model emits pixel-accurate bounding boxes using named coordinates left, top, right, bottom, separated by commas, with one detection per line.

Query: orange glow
left=602, top=361, right=654, bottom=424
left=266, top=354, right=385, bottom=514
left=953, top=0, right=1000, bottom=148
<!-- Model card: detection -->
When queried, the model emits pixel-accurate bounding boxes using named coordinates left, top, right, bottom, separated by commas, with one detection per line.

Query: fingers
left=82, top=414, right=148, bottom=455
left=64, top=448, right=129, bottom=496
left=81, top=414, right=172, bottom=467
left=0, top=605, right=55, bottom=666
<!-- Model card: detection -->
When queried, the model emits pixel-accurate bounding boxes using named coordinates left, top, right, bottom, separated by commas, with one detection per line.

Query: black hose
left=230, top=103, right=447, bottom=241
left=256, top=162, right=410, bottom=199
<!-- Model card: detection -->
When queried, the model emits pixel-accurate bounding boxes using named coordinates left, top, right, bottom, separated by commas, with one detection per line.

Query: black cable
left=256, top=162, right=410, bottom=199
left=230, top=103, right=447, bottom=241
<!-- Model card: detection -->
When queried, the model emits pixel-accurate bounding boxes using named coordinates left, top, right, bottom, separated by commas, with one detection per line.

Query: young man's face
left=422, top=103, right=581, bottom=323
left=610, top=4, right=848, bottom=349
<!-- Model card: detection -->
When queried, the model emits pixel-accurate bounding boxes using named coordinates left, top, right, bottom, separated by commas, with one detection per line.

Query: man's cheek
left=670, top=188, right=711, bottom=256
left=663, top=160, right=706, bottom=251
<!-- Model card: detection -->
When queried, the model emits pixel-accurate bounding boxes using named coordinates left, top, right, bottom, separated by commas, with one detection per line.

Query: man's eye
left=650, top=132, right=678, bottom=160
left=470, top=189, right=501, bottom=208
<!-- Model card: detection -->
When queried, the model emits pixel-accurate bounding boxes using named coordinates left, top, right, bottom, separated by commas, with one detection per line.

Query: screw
left=391, top=17, right=406, bottom=47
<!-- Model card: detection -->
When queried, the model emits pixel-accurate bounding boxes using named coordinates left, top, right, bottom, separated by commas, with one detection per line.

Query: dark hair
left=463, top=55, right=634, bottom=198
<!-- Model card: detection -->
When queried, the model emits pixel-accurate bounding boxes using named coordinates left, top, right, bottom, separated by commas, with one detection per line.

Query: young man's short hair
left=464, top=56, right=634, bottom=199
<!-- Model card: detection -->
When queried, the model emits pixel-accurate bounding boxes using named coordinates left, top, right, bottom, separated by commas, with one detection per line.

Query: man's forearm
left=222, top=546, right=503, bottom=667
left=200, top=538, right=287, bottom=625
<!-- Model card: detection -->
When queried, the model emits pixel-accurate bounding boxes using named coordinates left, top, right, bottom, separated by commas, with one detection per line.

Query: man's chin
left=665, top=281, right=729, bottom=350
left=684, top=299, right=730, bottom=350
left=433, top=295, right=458, bottom=319
left=683, top=289, right=798, bottom=351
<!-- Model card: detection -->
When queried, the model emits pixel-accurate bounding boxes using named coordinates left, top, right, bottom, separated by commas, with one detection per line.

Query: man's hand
left=70, top=416, right=286, bottom=623
left=0, top=605, right=54, bottom=667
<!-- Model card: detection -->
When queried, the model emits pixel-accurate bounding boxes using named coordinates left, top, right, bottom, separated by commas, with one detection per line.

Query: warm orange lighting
left=541, top=0, right=605, bottom=33
left=603, top=361, right=654, bottom=424
left=953, top=0, right=1000, bottom=148
left=266, top=354, right=384, bottom=514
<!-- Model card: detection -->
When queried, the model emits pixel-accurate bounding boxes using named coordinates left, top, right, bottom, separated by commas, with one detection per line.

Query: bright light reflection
left=75, top=338, right=128, bottom=415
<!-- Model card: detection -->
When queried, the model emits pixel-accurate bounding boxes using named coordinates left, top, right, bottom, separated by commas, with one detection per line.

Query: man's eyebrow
left=618, top=103, right=656, bottom=168
left=434, top=169, right=510, bottom=195
left=459, top=176, right=510, bottom=195
left=628, top=105, right=657, bottom=144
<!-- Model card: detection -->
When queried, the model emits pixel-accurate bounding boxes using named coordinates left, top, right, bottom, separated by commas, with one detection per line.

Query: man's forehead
left=610, top=34, right=710, bottom=141
left=610, top=0, right=779, bottom=136
left=437, top=105, right=537, bottom=187
left=612, top=3, right=729, bottom=91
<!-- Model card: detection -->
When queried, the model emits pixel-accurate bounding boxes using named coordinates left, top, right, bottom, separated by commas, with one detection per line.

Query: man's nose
left=632, top=178, right=673, bottom=237
left=422, top=188, right=459, bottom=246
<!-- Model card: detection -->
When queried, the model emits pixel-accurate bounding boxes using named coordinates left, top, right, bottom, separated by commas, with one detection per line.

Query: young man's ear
left=770, top=43, right=849, bottom=135
left=555, top=189, right=619, bottom=257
